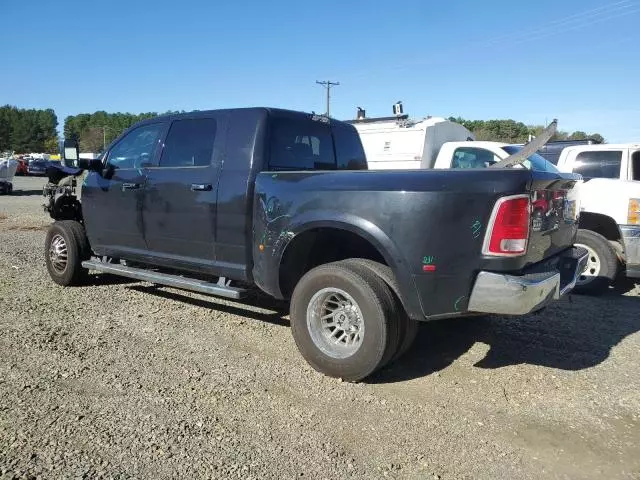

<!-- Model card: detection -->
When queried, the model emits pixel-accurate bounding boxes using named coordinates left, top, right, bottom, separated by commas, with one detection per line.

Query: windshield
left=502, top=145, right=559, bottom=172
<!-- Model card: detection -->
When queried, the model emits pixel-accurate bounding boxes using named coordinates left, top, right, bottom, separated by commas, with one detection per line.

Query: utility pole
left=316, top=80, right=340, bottom=117
left=101, top=125, right=115, bottom=151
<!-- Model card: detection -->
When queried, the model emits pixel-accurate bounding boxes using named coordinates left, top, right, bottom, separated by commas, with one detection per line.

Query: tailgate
left=525, top=171, right=581, bottom=265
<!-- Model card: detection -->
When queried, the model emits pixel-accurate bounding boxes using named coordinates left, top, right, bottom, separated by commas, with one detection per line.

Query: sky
left=1, top=0, right=639, bottom=142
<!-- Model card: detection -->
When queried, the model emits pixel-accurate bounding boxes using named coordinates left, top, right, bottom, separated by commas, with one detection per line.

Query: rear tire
left=573, top=229, right=618, bottom=295
left=342, top=258, right=418, bottom=362
left=290, top=261, right=396, bottom=382
left=45, top=220, right=90, bottom=286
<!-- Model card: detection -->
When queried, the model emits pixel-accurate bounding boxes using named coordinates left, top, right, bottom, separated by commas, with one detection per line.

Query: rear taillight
left=483, top=195, right=530, bottom=256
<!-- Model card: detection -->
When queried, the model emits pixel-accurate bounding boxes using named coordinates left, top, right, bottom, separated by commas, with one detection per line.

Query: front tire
left=290, top=261, right=396, bottom=382
left=573, top=229, right=619, bottom=295
left=45, top=221, right=90, bottom=286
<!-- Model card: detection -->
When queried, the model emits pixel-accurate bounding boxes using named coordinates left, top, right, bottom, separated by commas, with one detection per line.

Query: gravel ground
left=1, top=176, right=639, bottom=479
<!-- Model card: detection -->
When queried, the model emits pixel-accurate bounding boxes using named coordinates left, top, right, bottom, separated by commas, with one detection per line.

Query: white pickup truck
left=555, top=144, right=640, bottom=293
left=351, top=115, right=557, bottom=172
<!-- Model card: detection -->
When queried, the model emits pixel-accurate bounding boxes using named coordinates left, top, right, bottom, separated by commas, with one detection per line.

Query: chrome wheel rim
left=49, top=234, right=68, bottom=274
left=307, top=288, right=364, bottom=359
left=575, top=243, right=601, bottom=285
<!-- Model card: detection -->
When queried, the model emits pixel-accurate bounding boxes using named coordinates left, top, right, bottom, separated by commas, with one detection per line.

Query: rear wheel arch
left=277, top=221, right=407, bottom=299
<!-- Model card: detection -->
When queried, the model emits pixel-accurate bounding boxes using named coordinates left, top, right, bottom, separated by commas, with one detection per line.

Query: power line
left=482, top=0, right=637, bottom=46
left=508, top=6, right=640, bottom=46
left=336, top=1, right=640, bottom=81
left=316, top=80, right=340, bottom=117
left=485, top=1, right=639, bottom=47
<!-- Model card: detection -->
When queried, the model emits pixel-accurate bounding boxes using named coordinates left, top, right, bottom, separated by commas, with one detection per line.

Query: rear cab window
left=573, top=150, right=622, bottom=179
left=332, top=123, right=367, bottom=170
left=268, top=117, right=335, bottom=171
left=267, top=115, right=367, bottom=171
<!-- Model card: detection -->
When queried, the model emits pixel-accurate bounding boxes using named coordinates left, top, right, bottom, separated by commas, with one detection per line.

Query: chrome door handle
left=121, top=183, right=141, bottom=191
left=191, top=183, right=212, bottom=191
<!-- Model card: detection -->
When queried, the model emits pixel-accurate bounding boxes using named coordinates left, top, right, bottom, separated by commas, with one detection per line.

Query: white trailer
left=349, top=114, right=475, bottom=170
left=349, top=112, right=555, bottom=172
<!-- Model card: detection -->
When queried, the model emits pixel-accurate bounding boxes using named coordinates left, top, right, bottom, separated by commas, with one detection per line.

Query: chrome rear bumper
left=467, top=247, right=589, bottom=315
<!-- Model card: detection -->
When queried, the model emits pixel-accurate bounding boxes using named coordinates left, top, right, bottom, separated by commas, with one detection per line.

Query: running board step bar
left=82, top=260, right=247, bottom=299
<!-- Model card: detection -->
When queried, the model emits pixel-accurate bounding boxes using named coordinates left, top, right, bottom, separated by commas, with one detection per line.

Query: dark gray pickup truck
left=44, top=108, right=587, bottom=381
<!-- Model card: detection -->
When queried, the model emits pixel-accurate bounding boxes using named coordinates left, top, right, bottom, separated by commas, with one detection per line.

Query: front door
left=82, top=122, right=166, bottom=257
left=143, top=116, right=222, bottom=272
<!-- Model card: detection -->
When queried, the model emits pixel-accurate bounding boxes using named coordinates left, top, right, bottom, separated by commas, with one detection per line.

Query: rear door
left=143, top=114, right=225, bottom=272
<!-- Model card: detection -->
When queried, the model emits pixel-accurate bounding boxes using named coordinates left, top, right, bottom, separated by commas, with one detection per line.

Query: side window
left=632, top=151, right=640, bottom=181
left=107, top=123, right=164, bottom=169
left=333, top=124, right=367, bottom=170
left=159, top=118, right=217, bottom=168
left=574, top=151, right=622, bottom=179
left=451, top=147, right=496, bottom=168
left=269, top=118, right=335, bottom=170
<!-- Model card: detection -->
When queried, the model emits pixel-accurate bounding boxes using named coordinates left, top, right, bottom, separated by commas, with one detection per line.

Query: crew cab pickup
left=44, top=108, right=587, bottom=381
left=555, top=144, right=640, bottom=293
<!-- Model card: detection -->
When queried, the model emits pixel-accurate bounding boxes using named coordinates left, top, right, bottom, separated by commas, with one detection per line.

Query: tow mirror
left=63, top=138, right=79, bottom=167
left=76, top=157, right=103, bottom=171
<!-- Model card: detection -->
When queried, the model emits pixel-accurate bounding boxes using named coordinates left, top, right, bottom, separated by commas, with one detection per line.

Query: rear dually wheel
left=290, top=261, right=397, bottom=382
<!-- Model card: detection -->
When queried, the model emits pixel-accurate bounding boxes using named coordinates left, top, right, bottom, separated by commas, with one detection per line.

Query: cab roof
left=135, top=107, right=350, bottom=128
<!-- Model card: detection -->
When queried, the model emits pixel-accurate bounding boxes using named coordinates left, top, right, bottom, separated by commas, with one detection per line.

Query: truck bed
left=253, top=168, right=582, bottom=319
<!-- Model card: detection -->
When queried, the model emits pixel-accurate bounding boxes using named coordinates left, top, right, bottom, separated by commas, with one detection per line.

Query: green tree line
left=0, top=105, right=58, bottom=153
left=64, top=110, right=186, bottom=152
left=3, top=107, right=608, bottom=155
left=448, top=117, right=605, bottom=144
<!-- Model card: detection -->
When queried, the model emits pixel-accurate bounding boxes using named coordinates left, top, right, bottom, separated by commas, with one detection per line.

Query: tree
left=0, top=109, right=11, bottom=151
left=0, top=105, right=58, bottom=153
left=43, top=137, right=59, bottom=154
left=590, top=133, right=605, bottom=143
left=568, top=131, right=588, bottom=140
left=448, top=116, right=605, bottom=144
left=79, top=127, right=105, bottom=152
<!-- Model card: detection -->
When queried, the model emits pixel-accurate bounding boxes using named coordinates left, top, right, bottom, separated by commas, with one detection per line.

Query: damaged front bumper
left=467, top=246, right=589, bottom=315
